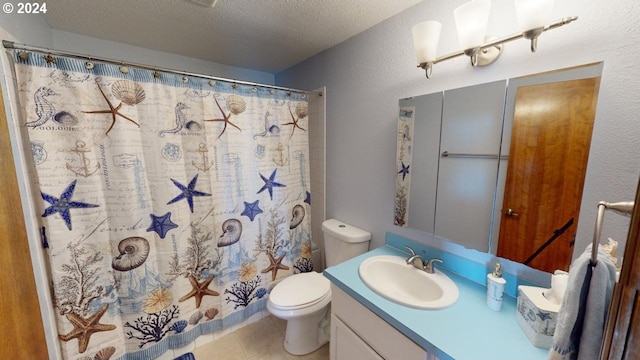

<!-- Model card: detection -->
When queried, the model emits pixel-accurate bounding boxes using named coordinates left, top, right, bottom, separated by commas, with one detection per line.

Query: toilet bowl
left=267, top=219, right=371, bottom=355
left=267, top=272, right=331, bottom=355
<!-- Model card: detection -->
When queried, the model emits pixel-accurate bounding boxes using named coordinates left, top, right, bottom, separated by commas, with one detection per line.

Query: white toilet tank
left=322, top=219, right=371, bottom=268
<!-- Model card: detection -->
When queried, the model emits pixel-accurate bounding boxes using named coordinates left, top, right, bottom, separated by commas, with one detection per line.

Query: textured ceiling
left=42, top=0, right=422, bottom=74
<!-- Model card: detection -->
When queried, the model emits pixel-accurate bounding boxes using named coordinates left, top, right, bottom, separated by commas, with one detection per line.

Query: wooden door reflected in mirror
left=497, top=77, right=601, bottom=273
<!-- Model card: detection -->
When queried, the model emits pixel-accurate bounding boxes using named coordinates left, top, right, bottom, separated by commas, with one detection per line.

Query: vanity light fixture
left=412, top=0, right=577, bottom=78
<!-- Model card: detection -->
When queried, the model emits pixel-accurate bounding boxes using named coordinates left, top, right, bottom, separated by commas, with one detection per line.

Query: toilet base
left=282, top=304, right=331, bottom=355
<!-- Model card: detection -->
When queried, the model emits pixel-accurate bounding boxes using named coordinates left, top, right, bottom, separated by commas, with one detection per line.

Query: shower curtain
left=11, top=51, right=312, bottom=360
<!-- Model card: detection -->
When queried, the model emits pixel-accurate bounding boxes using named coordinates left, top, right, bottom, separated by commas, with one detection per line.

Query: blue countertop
left=324, top=245, right=549, bottom=360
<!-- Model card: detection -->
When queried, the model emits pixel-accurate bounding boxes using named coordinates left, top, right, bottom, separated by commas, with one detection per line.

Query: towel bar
left=441, top=151, right=508, bottom=160
left=591, top=201, right=635, bottom=266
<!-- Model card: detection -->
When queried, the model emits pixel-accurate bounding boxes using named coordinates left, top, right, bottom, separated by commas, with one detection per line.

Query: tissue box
left=516, top=285, right=560, bottom=349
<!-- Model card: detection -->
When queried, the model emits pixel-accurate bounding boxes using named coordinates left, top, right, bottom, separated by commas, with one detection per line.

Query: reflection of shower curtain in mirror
left=12, top=52, right=312, bottom=359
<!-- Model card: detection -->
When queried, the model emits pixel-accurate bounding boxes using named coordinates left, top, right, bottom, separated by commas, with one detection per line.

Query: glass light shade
left=453, top=0, right=492, bottom=50
left=514, top=0, right=555, bottom=31
left=412, top=21, right=442, bottom=64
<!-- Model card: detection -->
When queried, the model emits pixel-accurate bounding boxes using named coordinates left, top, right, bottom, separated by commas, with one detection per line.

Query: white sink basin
left=358, top=255, right=459, bottom=309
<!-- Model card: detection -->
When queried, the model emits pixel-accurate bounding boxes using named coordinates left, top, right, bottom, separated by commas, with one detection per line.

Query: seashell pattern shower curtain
left=11, top=52, right=312, bottom=360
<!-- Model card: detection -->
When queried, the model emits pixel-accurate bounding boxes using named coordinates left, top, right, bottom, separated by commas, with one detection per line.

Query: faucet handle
left=404, top=245, right=417, bottom=256
left=424, top=258, right=443, bottom=274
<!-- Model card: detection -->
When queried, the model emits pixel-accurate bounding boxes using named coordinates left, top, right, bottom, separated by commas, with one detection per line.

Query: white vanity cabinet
left=331, top=314, right=384, bottom=360
left=330, top=284, right=439, bottom=360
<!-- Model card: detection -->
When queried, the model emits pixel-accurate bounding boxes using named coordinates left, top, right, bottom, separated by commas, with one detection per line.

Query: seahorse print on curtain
left=12, top=51, right=313, bottom=360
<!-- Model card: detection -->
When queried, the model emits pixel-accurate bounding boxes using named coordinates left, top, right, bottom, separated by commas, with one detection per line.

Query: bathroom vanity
left=330, top=284, right=432, bottom=359
left=324, top=244, right=549, bottom=360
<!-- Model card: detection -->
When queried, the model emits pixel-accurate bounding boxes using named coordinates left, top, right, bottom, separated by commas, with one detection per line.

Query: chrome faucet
left=404, top=246, right=424, bottom=269
left=424, top=258, right=443, bottom=274
left=404, top=245, right=443, bottom=274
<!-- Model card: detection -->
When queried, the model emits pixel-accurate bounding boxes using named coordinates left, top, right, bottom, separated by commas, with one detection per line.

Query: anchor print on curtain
left=12, top=52, right=312, bottom=360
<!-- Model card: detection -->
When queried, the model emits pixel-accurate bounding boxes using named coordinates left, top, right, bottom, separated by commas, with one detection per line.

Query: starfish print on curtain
left=398, top=162, right=410, bottom=180
left=57, top=304, right=116, bottom=354
left=178, top=275, right=219, bottom=308
left=261, top=253, right=290, bottom=281
left=83, top=79, right=145, bottom=135
left=257, top=169, right=286, bottom=200
left=41, top=180, right=99, bottom=230
left=282, top=106, right=307, bottom=138
left=146, top=212, right=178, bottom=239
left=167, top=174, right=211, bottom=213
left=204, top=95, right=245, bottom=138
left=12, top=52, right=311, bottom=360
left=241, top=200, right=263, bottom=221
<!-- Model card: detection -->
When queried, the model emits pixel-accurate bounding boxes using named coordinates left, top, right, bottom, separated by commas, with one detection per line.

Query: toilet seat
left=269, top=272, right=330, bottom=310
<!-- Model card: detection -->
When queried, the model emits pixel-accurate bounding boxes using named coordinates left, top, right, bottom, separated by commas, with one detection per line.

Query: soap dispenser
left=486, top=262, right=506, bottom=311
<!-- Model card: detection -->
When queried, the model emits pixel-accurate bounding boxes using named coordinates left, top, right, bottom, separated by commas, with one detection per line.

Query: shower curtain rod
left=2, top=40, right=322, bottom=96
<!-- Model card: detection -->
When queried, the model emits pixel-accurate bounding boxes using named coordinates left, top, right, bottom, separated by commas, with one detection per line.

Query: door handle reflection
left=505, top=208, right=519, bottom=217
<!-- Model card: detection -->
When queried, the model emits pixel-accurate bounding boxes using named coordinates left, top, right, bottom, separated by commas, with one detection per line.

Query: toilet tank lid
left=322, top=219, right=371, bottom=243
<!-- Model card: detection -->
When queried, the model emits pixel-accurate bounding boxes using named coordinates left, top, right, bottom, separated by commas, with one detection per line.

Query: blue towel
left=548, top=245, right=617, bottom=360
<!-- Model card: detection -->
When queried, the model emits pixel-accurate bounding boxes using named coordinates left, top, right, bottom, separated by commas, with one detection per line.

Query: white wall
left=0, top=10, right=54, bottom=47
left=51, top=30, right=275, bottom=85
left=276, top=0, right=640, bottom=267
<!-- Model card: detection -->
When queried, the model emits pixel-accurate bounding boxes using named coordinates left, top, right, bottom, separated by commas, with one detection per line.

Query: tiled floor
left=191, top=315, right=329, bottom=360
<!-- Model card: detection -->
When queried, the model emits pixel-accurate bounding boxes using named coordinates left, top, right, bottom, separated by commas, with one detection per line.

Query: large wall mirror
left=394, top=63, right=604, bottom=273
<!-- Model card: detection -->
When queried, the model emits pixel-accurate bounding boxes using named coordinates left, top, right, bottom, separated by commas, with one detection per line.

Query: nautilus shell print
left=111, top=80, right=146, bottom=106
left=295, top=102, right=308, bottom=118
left=226, top=95, right=246, bottom=115
left=218, top=218, right=242, bottom=247
left=289, top=204, right=305, bottom=229
left=112, top=237, right=150, bottom=271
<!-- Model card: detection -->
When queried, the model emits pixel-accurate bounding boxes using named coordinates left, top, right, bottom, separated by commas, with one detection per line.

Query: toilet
left=267, top=218, right=371, bottom=355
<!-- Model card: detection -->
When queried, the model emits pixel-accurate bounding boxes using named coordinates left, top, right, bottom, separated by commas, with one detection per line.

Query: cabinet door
left=331, top=314, right=384, bottom=360
left=331, top=284, right=430, bottom=359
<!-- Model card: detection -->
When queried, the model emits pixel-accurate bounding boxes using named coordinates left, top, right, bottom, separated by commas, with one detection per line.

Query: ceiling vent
left=188, top=0, right=217, bottom=8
